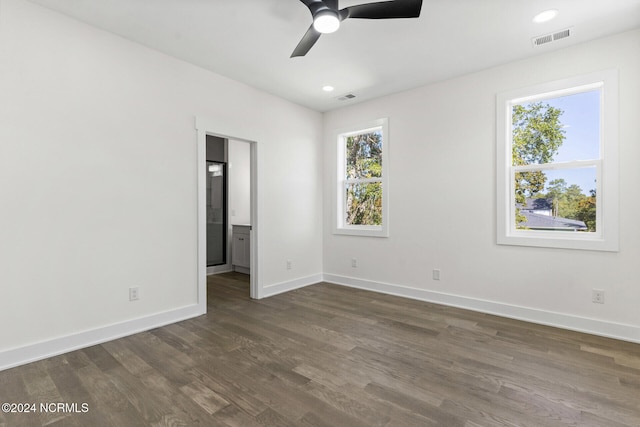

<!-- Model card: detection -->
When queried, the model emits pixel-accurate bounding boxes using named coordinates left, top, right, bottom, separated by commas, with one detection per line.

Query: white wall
left=323, top=29, right=640, bottom=342
left=1, top=0, right=636, bottom=371
left=228, top=139, right=251, bottom=226
left=0, top=0, right=323, bottom=368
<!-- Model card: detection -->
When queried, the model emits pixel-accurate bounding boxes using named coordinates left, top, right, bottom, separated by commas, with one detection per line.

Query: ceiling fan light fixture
left=313, top=11, right=340, bottom=34
left=292, top=0, right=423, bottom=57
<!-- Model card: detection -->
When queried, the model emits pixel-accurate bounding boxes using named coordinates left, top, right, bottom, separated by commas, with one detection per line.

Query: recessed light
left=322, top=85, right=335, bottom=92
left=533, top=9, right=558, bottom=23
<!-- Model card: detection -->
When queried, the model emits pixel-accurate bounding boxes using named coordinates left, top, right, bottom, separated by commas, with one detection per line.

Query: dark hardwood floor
left=1, top=272, right=639, bottom=426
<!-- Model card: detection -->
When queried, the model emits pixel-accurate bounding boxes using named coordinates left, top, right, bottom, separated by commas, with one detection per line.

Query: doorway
left=196, top=116, right=260, bottom=311
left=205, top=137, right=251, bottom=276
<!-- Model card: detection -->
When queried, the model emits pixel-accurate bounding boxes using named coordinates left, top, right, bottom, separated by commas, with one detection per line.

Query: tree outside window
left=497, top=70, right=618, bottom=251
left=335, top=118, right=389, bottom=237
left=345, top=131, right=383, bottom=226
left=512, top=97, right=598, bottom=232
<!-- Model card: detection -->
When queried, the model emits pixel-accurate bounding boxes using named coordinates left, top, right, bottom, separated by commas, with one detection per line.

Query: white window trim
left=334, top=118, right=389, bottom=237
left=496, top=70, right=619, bottom=252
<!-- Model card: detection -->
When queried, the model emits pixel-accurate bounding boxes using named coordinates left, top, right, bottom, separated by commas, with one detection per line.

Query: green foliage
left=575, top=189, right=597, bottom=232
left=546, top=178, right=568, bottom=217
left=514, top=171, right=547, bottom=204
left=346, top=183, right=382, bottom=226
left=512, top=102, right=565, bottom=225
left=537, top=181, right=597, bottom=232
left=512, top=103, right=565, bottom=166
left=346, top=131, right=382, bottom=179
left=345, top=131, right=383, bottom=226
left=563, top=184, right=584, bottom=219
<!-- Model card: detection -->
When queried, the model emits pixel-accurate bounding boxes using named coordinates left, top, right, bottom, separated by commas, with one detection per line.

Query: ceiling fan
left=291, top=0, right=423, bottom=57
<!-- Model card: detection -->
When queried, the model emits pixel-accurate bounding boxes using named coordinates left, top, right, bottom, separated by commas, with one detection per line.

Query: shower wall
left=206, top=136, right=227, bottom=267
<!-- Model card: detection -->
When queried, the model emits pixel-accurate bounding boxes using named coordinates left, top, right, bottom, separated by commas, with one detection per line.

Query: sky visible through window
left=518, top=89, right=600, bottom=195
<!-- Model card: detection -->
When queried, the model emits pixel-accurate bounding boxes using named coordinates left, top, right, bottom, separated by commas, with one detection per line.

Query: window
left=497, top=70, right=618, bottom=251
left=334, top=118, right=389, bottom=237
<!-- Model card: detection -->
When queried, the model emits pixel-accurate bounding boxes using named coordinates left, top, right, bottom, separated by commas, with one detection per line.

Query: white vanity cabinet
left=232, top=225, right=250, bottom=273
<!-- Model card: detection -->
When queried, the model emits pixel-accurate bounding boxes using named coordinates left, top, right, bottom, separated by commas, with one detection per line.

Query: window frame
left=334, top=118, right=389, bottom=237
left=496, top=70, right=619, bottom=251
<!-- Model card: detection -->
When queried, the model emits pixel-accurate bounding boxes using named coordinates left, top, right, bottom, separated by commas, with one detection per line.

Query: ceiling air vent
left=338, top=93, right=356, bottom=101
left=532, top=27, right=573, bottom=47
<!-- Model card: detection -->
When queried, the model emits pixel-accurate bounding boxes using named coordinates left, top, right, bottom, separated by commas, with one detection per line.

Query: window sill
left=498, top=230, right=618, bottom=252
left=334, top=226, right=388, bottom=238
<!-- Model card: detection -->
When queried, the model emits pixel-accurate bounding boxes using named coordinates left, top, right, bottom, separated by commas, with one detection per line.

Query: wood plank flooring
left=1, top=272, right=639, bottom=426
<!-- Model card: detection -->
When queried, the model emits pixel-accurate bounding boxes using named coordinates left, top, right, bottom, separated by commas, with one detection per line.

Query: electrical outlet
left=433, top=269, right=441, bottom=281
left=351, top=258, right=357, bottom=268
left=592, top=289, right=605, bottom=304
left=286, top=259, right=292, bottom=270
left=129, top=287, right=140, bottom=301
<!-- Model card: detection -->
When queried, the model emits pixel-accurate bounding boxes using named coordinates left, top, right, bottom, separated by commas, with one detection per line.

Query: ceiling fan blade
left=323, top=0, right=338, bottom=10
left=299, top=0, right=333, bottom=16
left=341, top=0, right=423, bottom=19
left=291, top=25, right=322, bottom=57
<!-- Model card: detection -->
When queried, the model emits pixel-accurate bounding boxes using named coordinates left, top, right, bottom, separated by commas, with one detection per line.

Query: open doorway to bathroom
left=196, top=118, right=258, bottom=308
left=205, top=136, right=252, bottom=280
left=198, top=129, right=258, bottom=309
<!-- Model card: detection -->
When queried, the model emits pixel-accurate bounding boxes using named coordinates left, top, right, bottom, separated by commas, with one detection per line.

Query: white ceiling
left=26, top=0, right=640, bottom=112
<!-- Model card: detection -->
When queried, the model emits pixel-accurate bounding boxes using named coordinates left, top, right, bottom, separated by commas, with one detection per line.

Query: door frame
left=195, top=116, right=260, bottom=313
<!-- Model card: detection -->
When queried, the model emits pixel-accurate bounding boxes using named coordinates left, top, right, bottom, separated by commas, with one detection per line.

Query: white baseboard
left=4, top=273, right=637, bottom=371
left=1, top=272, right=321, bottom=371
left=233, top=266, right=250, bottom=275
left=207, top=265, right=232, bottom=275
left=0, top=305, right=204, bottom=371
left=323, top=273, right=640, bottom=344
left=262, top=273, right=324, bottom=298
